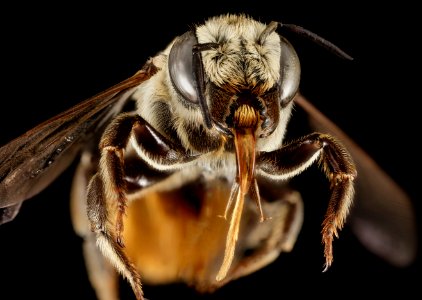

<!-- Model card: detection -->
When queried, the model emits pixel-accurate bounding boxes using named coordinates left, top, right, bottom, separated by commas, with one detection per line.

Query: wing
left=0, top=61, right=159, bottom=223
left=294, top=93, right=417, bottom=267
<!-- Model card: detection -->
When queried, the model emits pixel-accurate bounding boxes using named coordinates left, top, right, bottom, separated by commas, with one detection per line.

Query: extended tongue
left=216, top=104, right=259, bottom=281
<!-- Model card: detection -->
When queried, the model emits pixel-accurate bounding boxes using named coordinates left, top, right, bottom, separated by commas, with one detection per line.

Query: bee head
left=168, top=15, right=301, bottom=139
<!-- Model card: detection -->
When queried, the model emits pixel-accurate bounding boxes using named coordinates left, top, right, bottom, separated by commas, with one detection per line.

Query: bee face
left=164, top=15, right=301, bottom=154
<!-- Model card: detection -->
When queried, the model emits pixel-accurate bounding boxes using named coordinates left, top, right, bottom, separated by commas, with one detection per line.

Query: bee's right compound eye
left=168, top=31, right=200, bottom=104
left=278, top=36, right=301, bottom=107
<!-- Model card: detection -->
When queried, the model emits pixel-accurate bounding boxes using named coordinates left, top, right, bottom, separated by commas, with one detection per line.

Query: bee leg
left=86, top=113, right=196, bottom=300
left=71, top=151, right=119, bottom=300
left=98, top=113, right=196, bottom=248
left=85, top=113, right=146, bottom=300
left=87, top=173, right=144, bottom=300
left=83, top=234, right=120, bottom=300
left=217, top=189, right=303, bottom=287
left=257, top=132, right=356, bottom=270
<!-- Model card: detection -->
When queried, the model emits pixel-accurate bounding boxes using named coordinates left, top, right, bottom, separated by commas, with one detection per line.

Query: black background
left=0, top=2, right=420, bottom=299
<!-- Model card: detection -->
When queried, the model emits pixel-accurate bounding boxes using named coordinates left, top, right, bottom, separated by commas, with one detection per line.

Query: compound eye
left=279, top=36, right=301, bottom=106
left=168, top=31, right=199, bottom=103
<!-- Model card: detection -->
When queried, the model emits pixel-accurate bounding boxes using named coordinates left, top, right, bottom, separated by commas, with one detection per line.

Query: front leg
left=97, top=112, right=195, bottom=246
left=87, top=112, right=196, bottom=300
left=257, top=132, right=357, bottom=270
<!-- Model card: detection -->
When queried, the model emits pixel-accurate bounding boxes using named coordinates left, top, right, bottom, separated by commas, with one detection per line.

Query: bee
left=0, top=14, right=417, bottom=300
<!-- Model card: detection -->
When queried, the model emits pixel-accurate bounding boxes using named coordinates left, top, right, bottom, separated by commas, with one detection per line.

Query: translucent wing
left=294, top=93, right=417, bottom=267
left=0, top=62, right=158, bottom=223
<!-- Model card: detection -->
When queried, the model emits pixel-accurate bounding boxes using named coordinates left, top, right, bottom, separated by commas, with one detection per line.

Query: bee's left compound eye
left=168, top=31, right=199, bottom=103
